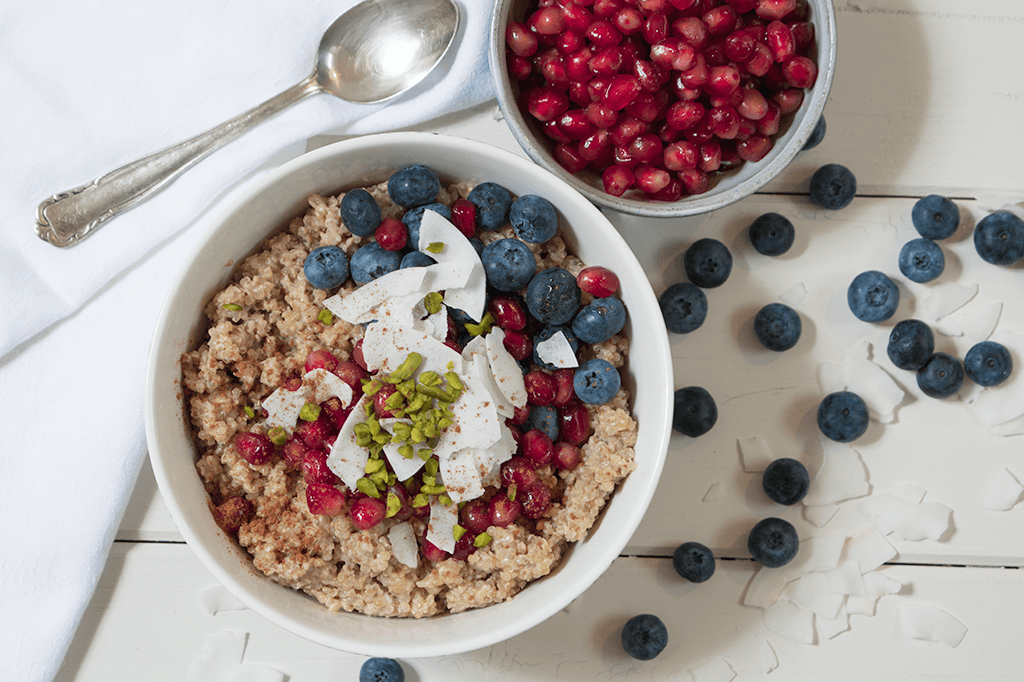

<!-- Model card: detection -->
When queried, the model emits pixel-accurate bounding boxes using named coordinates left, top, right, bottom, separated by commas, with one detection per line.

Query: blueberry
left=402, top=202, right=451, bottom=249
left=747, top=517, right=799, bottom=568
left=683, top=238, right=732, bottom=288
left=974, top=211, right=1024, bottom=265
left=359, top=657, right=404, bottom=682
left=399, top=251, right=435, bottom=269
left=964, top=341, right=1013, bottom=387
left=387, top=164, right=440, bottom=208
left=762, top=458, right=810, bottom=506
left=448, top=307, right=478, bottom=348
left=526, top=267, right=581, bottom=326
left=526, top=404, right=559, bottom=441
left=673, top=386, right=717, bottom=437
left=659, top=282, right=708, bottom=334
left=510, top=194, right=559, bottom=243
left=621, top=614, right=668, bottom=660
left=303, top=246, right=350, bottom=289
left=802, top=115, right=826, bottom=150
left=350, top=242, right=401, bottom=285
left=898, top=238, right=945, bottom=283
left=809, top=163, right=856, bottom=210
left=573, top=358, right=620, bottom=404
left=481, top=238, right=537, bottom=292
left=572, top=297, right=627, bottom=344
left=847, top=270, right=899, bottom=322
left=532, top=325, right=579, bottom=370
left=467, top=182, right=513, bottom=232
left=917, top=352, right=964, bottom=398
left=817, top=391, right=869, bottom=442
left=339, top=188, right=382, bottom=237
left=672, top=541, right=715, bottom=583
left=470, top=237, right=485, bottom=257
left=753, top=303, right=801, bottom=352
left=886, top=319, right=934, bottom=370
left=748, top=212, right=795, bottom=256
left=912, top=194, right=959, bottom=240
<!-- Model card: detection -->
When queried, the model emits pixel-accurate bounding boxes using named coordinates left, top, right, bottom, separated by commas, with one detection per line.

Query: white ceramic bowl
left=490, top=0, right=838, bottom=218
left=145, top=132, right=673, bottom=657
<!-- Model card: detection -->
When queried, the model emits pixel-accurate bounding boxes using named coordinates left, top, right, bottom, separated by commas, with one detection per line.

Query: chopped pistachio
left=420, top=484, right=446, bottom=496
left=317, top=308, right=334, bottom=325
left=369, top=470, right=389, bottom=488
left=507, top=483, right=517, bottom=502
left=267, top=426, right=287, bottom=446
left=424, top=457, right=439, bottom=477
left=423, top=292, right=443, bottom=315
left=221, top=303, right=243, bottom=311
left=390, top=352, right=423, bottom=382
left=417, top=448, right=433, bottom=461
left=411, top=493, right=430, bottom=508
left=365, top=458, right=385, bottom=474
left=438, top=494, right=453, bottom=506
left=398, top=444, right=414, bottom=459
left=385, top=492, right=401, bottom=518
left=243, top=406, right=255, bottom=419
left=453, top=524, right=467, bottom=541
left=421, top=473, right=436, bottom=487
left=299, top=403, right=321, bottom=422
left=473, top=532, right=492, bottom=548
left=464, top=312, right=495, bottom=337
left=356, top=478, right=380, bottom=498
left=425, top=241, right=445, bottom=254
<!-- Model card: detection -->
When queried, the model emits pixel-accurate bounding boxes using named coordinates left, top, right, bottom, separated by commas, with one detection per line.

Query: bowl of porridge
left=145, top=132, right=672, bottom=657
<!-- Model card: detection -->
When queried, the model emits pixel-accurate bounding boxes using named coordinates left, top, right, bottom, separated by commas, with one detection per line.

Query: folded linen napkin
left=0, top=1, right=496, bottom=680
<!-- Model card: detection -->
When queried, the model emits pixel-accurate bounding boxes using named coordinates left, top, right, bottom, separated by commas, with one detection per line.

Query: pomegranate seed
left=789, top=21, right=815, bottom=48
left=502, top=329, right=533, bottom=360
left=735, top=116, right=757, bottom=140
left=703, top=6, right=738, bottom=35
left=635, top=164, right=672, bottom=193
left=664, top=139, right=700, bottom=170
left=609, top=115, right=648, bottom=145
left=615, top=7, right=644, bottom=33
left=581, top=134, right=615, bottom=166
left=669, top=0, right=698, bottom=8
left=351, top=341, right=367, bottom=371
left=625, top=91, right=664, bottom=122
left=508, top=423, right=524, bottom=450
left=213, top=497, right=255, bottom=535
left=306, top=483, right=345, bottom=516
left=737, top=134, right=772, bottom=161
left=642, top=12, right=669, bottom=43
left=586, top=19, right=623, bottom=47
left=527, top=86, right=570, bottom=122
left=304, top=349, right=339, bottom=374
left=756, top=0, right=797, bottom=20
left=625, top=133, right=662, bottom=163
left=302, top=448, right=340, bottom=486
left=375, top=216, right=407, bottom=251
left=557, top=29, right=586, bottom=54
left=587, top=76, right=613, bottom=102
left=705, top=65, right=741, bottom=97
left=526, top=371, right=558, bottom=405
left=762, top=63, right=787, bottom=91
left=556, top=143, right=589, bottom=173
left=737, top=88, right=768, bottom=120
left=333, top=360, right=367, bottom=396
left=449, top=198, right=477, bottom=238
left=559, top=401, right=592, bottom=443
left=421, top=537, right=449, bottom=562
left=585, top=101, right=618, bottom=128
left=283, top=437, right=309, bottom=469
left=544, top=120, right=573, bottom=144
left=552, top=368, right=577, bottom=407
left=489, top=297, right=527, bottom=330
left=501, top=456, right=540, bottom=489
left=522, top=428, right=555, bottom=466
left=489, top=494, right=522, bottom=528
left=592, top=0, right=624, bottom=19
left=506, top=22, right=538, bottom=57
left=529, top=6, right=566, bottom=34
left=557, top=109, right=596, bottom=139
left=509, top=404, right=531, bottom=426
left=666, top=100, right=705, bottom=131
left=684, top=114, right=715, bottom=144
left=521, top=483, right=552, bottom=519
left=726, top=0, right=758, bottom=11
left=633, top=59, right=669, bottom=92
left=766, top=20, right=795, bottom=62
left=602, top=164, right=635, bottom=196
left=452, top=533, right=478, bottom=561
left=773, top=87, right=804, bottom=114
left=708, top=106, right=740, bottom=139
left=672, top=17, right=709, bottom=50
left=282, top=375, right=303, bottom=392
left=781, top=55, right=817, bottom=88
left=651, top=178, right=686, bottom=201
left=569, top=80, right=593, bottom=106
left=350, top=496, right=386, bottom=530
left=563, top=2, right=595, bottom=31
left=507, top=53, right=533, bottom=81
left=745, top=41, right=773, bottom=76
left=720, top=141, right=743, bottom=169
left=373, top=382, right=398, bottom=418
left=602, top=73, right=641, bottom=109
left=461, top=498, right=492, bottom=534
left=235, top=432, right=273, bottom=465
left=589, top=46, right=625, bottom=76
left=724, top=29, right=755, bottom=61
left=554, top=441, right=582, bottom=470
left=679, top=53, right=709, bottom=89
left=680, top=167, right=711, bottom=195
left=321, top=396, right=351, bottom=431
left=566, top=47, right=595, bottom=81
left=756, top=101, right=782, bottom=135
left=577, top=266, right=620, bottom=296
left=639, top=0, right=671, bottom=11
left=700, top=139, right=723, bottom=171
left=537, top=50, right=570, bottom=86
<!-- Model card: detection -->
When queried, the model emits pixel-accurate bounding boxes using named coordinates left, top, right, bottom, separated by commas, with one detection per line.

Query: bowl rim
left=488, top=0, right=839, bottom=218
left=144, top=131, right=673, bottom=657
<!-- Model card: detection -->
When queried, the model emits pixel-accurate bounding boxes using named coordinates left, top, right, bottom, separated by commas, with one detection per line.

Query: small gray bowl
left=489, top=0, right=837, bottom=218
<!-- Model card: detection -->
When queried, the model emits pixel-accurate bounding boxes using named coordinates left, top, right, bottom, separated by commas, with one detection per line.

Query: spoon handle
left=36, top=76, right=321, bottom=247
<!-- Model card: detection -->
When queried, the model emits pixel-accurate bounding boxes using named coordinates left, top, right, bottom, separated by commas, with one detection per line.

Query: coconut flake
left=738, top=435, right=773, bottom=472
left=983, top=467, right=1024, bottom=511
left=743, top=535, right=847, bottom=608
left=778, top=281, right=807, bottom=306
left=859, top=494, right=952, bottom=541
left=894, top=484, right=928, bottom=504
left=227, top=665, right=286, bottom=682
left=418, top=210, right=487, bottom=321
left=935, top=301, right=1001, bottom=342
left=187, top=631, right=246, bottom=682
left=361, top=315, right=463, bottom=377
left=324, top=269, right=428, bottom=324
left=991, top=413, right=1024, bottom=437
left=388, top=522, right=419, bottom=569
left=825, top=560, right=866, bottom=597
left=199, top=585, right=247, bottom=615
left=473, top=423, right=518, bottom=487
left=439, top=447, right=485, bottom=504
left=421, top=303, right=451, bottom=343
left=816, top=604, right=849, bottom=640
left=690, top=657, right=736, bottom=682
left=757, top=640, right=778, bottom=674
left=848, top=571, right=902, bottom=615
left=303, top=368, right=353, bottom=407
left=896, top=603, right=967, bottom=647
left=382, top=439, right=427, bottom=483
left=970, top=329, right=1024, bottom=427
left=261, top=384, right=312, bottom=429
left=802, top=447, right=870, bottom=506
left=817, top=361, right=845, bottom=396
left=804, top=504, right=840, bottom=528
left=426, top=499, right=460, bottom=553
left=703, top=482, right=723, bottom=502
left=923, top=282, right=978, bottom=321
left=840, top=343, right=904, bottom=423
left=763, top=599, right=816, bottom=644
left=326, top=396, right=371, bottom=489
left=535, top=330, right=579, bottom=368
left=434, top=369, right=504, bottom=458
left=486, top=328, right=529, bottom=407
left=781, top=572, right=845, bottom=619
left=841, top=525, right=897, bottom=573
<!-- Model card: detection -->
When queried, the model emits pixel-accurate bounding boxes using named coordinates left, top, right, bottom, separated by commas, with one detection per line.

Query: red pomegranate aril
left=724, top=29, right=755, bottom=61
left=700, top=139, right=723, bottom=171
left=489, top=494, right=522, bottom=528
left=609, top=115, right=648, bottom=145
left=235, top=432, right=273, bottom=466
left=525, top=371, right=558, bottom=406
left=557, top=109, right=595, bottom=139
left=592, top=0, right=624, bottom=19
left=614, top=6, right=644, bottom=33
left=333, top=360, right=367, bottom=396
left=737, top=134, right=772, bottom=161
left=709, top=85, right=745, bottom=109
left=613, top=143, right=636, bottom=166
left=589, top=46, right=625, bottom=76
left=680, top=167, right=711, bottom=195
left=461, top=498, right=492, bottom=534
left=452, top=533, right=478, bottom=561
left=791, top=0, right=811, bottom=21
left=726, top=0, right=757, bottom=12
left=214, top=496, right=255, bottom=535
left=586, top=19, right=623, bottom=47
left=639, top=0, right=671, bottom=11
left=684, top=113, right=715, bottom=144
left=557, top=29, right=586, bottom=54
left=719, top=140, right=743, bottom=169
left=375, top=216, right=407, bottom=251
left=521, top=483, right=553, bottom=519
left=577, top=265, right=620, bottom=297
left=321, top=396, right=351, bottom=431
left=781, top=55, right=817, bottom=88
left=507, top=53, right=533, bottom=81
left=664, top=139, right=700, bottom=170
left=587, top=76, right=613, bottom=102
left=703, top=6, right=738, bottom=35
left=602, top=73, right=641, bottom=110
left=569, top=80, right=593, bottom=106
left=766, top=20, right=795, bottom=62
left=773, top=87, right=804, bottom=114
left=762, top=63, right=787, bottom=91
left=672, top=17, right=709, bottom=49
left=705, top=64, right=741, bottom=97
left=562, top=1, right=595, bottom=31
left=304, top=349, right=339, bottom=374
left=489, top=297, right=527, bottom=330
left=756, top=0, right=797, bottom=21
left=449, top=198, right=477, bottom=238
left=737, top=88, right=768, bottom=120
left=669, top=0, right=698, bottom=8
left=306, top=483, right=345, bottom=516
left=666, top=100, right=705, bottom=131
left=553, top=441, right=583, bottom=470
left=282, top=375, right=303, bottom=392
left=642, top=12, right=669, bottom=43
left=508, top=423, right=524, bottom=450
left=502, top=329, right=533, bottom=361
left=501, top=456, right=540, bottom=489
left=650, top=38, right=692, bottom=72
left=559, top=401, right=592, bottom=443
left=556, top=143, right=589, bottom=173
left=789, top=20, right=814, bottom=48
left=679, top=53, right=709, bottom=88
left=373, top=382, right=399, bottom=419
left=635, top=164, right=671, bottom=193
left=745, top=41, right=773, bottom=76
left=633, top=59, right=670, bottom=92
left=585, top=101, right=619, bottom=128
left=756, top=100, right=782, bottom=135
left=544, top=120, right=573, bottom=144
left=283, top=437, right=309, bottom=469
left=736, top=116, right=757, bottom=139
left=566, top=47, right=595, bottom=81
left=626, top=133, right=663, bottom=164
left=507, top=21, right=539, bottom=57
left=421, top=537, right=449, bottom=562
left=625, top=90, right=668, bottom=123
left=708, top=106, right=740, bottom=139
left=529, top=6, right=566, bottom=34
left=351, top=341, right=367, bottom=371
left=538, top=51, right=570, bottom=86
left=509, top=404, right=531, bottom=426
left=302, top=448, right=340, bottom=486
left=350, top=495, right=386, bottom=530
left=527, top=87, right=570, bottom=122
left=522, top=428, right=555, bottom=466
left=579, top=130, right=612, bottom=161
left=552, top=369, right=577, bottom=407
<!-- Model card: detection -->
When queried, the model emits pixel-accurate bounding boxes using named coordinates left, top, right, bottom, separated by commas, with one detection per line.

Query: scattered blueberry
left=526, top=404, right=559, bottom=441
left=809, top=163, right=856, bottom=210
left=753, top=303, right=802, bottom=351
left=532, top=325, right=579, bottom=370
left=762, top=458, right=810, bottom=506
left=672, top=541, right=715, bottom=583
left=974, top=211, right=1024, bottom=266
left=573, top=357, right=621, bottom=404
left=470, top=237, right=486, bottom=257
left=350, top=242, right=401, bottom=286
left=480, top=238, right=536, bottom=292
left=911, top=194, right=959, bottom=240
left=359, top=657, right=404, bottom=682
left=659, top=282, right=708, bottom=334
left=572, top=297, right=627, bottom=344
left=387, top=164, right=440, bottom=208
left=747, top=517, right=799, bottom=568
left=526, top=267, right=581, bottom=326
left=886, top=319, right=934, bottom=370
left=401, top=202, right=451, bottom=249
left=399, top=250, right=435, bottom=269
left=448, top=307, right=477, bottom=348
left=802, top=115, right=826, bottom=150
left=303, top=246, right=350, bottom=290
left=748, top=212, right=795, bottom=256
left=621, top=614, right=668, bottom=661
left=683, top=238, right=733, bottom=288
left=847, top=270, right=899, bottom=322
left=817, top=390, right=869, bottom=442
left=673, top=386, right=717, bottom=437
left=509, top=194, right=559, bottom=243
left=467, top=182, right=514, bottom=231
left=917, top=352, right=964, bottom=398
left=339, top=188, right=383, bottom=237
left=964, top=340, right=1013, bottom=387
left=898, top=238, right=945, bottom=283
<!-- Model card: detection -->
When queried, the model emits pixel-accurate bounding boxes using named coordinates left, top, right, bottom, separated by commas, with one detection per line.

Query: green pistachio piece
left=221, top=303, right=243, bottom=311
left=398, top=444, right=414, bottom=459
left=425, top=241, right=445, bottom=254
left=267, top=426, right=287, bottom=446
left=453, top=524, right=467, bottom=541
left=411, top=493, right=430, bottom=508
left=365, top=458, right=385, bottom=474
left=389, top=352, right=423, bottom=382
left=438, top=494, right=453, bottom=506
left=385, top=492, right=401, bottom=518
left=317, top=308, right=334, bottom=325
left=424, top=457, right=439, bottom=477
left=299, top=403, right=321, bottom=422
left=473, top=532, right=492, bottom=548
left=243, top=406, right=255, bottom=419
left=423, top=292, right=443, bottom=315
left=356, top=478, right=380, bottom=498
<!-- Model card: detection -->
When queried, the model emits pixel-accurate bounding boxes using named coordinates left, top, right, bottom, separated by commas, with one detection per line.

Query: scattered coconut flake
left=922, top=282, right=978, bottom=321
left=439, top=447, right=485, bottom=504
left=472, top=424, right=517, bottom=487
left=388, top=522, right=419, bottom=569
left=758, top=640, right=778, bottom=674
left=485, top=328, right=528, bottom=408
left=434, top=371, right=504, bottom=457
left=896, top=603, right=967, bottom=648
left=840, top=343, right=905, bottom=423
left=738, top=435, right=773, bottom=472
left=426, top=499, right=460, bottom=553
left=187, top=631, right=245, bottom=682
left=304, top=368, right=353, bottom=407
left=199, top=585, right=247, bottom=615
left=690, top=657, right=736, bottom=682
left=383, top=438, right=427, bottom=483
left=743, top=535, right=847, bottom=608
left=935, top=301, right=1001, bottom=342
left=991, top=413, right=1024, bottom=437
left=825, top=560, right=866, bottom=597
left=816, top=361, right=845, bottom=396
left=816, top=604, right=849, bottom=640
left=983, top=467, right=1024, bottom=511
left=327, top=396, right=371, bottom=489
left=703, top=482, right=723, bottom=502
left=894, top=484, right=927, bottom=504
left=323, top=268, right=429, bottom=324
left=859, top=494, right=952, bottom=541
left=421, top=303, right=450, bottom=343
left=804, top=504, right=840, bottom=528
left=261, top=384, right=312, bottom=429
left=841, top=526, right=896, bottom=573
left=802, top=447, right=870, bottom=506
left=468, top=350, right=515, bottom=418
left=361, top=316, right=462, bottom=377
left=848, top=571, right=902, bottom=615
left=419, top=210, right=487, bottom=321
left=782, top=572, right=845, bottom=619
left=535, top=330, right=579, bottom=368
left=778, top=281, right=807, bottom=306
left=763, top=599, right=816, bottom=644
left=970, top=329, right=1024, bottom=427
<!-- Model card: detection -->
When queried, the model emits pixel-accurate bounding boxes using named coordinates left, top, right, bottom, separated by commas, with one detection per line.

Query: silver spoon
left=36, top=0, right=460, bottom=247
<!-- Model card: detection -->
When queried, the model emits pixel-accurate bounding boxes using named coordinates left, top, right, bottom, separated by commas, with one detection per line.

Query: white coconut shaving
left=983, top=467, right=1024, bottom=511
left=840, top=342, right=904, bottom=423
left=690, top=657, right=736, bottom=682
left=781, top=571, right=845, bottom=619
left=326, top=395, right=371, bottom=489
left=841, top=525, right=897, bottom=573
left=388, top=522, right=419, bottom=569
left=802, top=447, right=870, bottom=507
left=859, top=493, right=952, bottom=541
left=922, top=282, right=978, bottom=321
left=804, top=503, right=841, bottom=528
left=439, top=447, right=485, bottom=504
left=935, top=301, right=1002, bottom=342
left=426, top=499, right=460, bottom=553
left=535, top=330, right=579, bottom=368
left=778, top=281, right=807, bottom=306
left=758, top=640, right=779, bottom=674
left=418, top=210, right=487, bottom=321
left=763, top=599, right=816, bottom=644
left=895, top=603, right=967, bottom=648
left=382, top=439, right=428, bottom=483
left=468, top=344, right=516, bottom=418
left=261, top=384, right=311, bottom=429
left=816, top=604, right=849, bottom=640
left=186, top=631, right=284, bottom=682
left=743, top=535, right=847, bottom=608
left=738, top=435, right=773, bottom=472
left=199, top=585, right=247, bottom=615
left=486, top=328, right=529, bottom=407
left=303, top=368, right=353, bottom=406
left=703, top=482, right=723, bottom=502
left=825, top=560, right=866, bottom=597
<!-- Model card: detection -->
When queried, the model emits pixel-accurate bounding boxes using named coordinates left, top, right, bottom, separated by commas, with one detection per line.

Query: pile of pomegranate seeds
left=506, top=0, right=818, bottom=200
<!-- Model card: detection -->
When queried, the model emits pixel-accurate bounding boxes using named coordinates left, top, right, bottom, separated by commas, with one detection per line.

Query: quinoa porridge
left=181, top=168, right=638, bottom=618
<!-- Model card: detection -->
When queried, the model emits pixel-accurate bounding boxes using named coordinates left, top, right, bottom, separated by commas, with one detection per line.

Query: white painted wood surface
left=66, top=3, right=1024, bottom=680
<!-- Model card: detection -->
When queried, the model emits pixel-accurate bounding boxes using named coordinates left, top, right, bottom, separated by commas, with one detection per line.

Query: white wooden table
left=58, top=3, right=1024, bottom=679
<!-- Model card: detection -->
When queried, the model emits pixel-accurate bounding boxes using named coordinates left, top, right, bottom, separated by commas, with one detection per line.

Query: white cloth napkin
left=0, top=1, right=496, bottom=680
